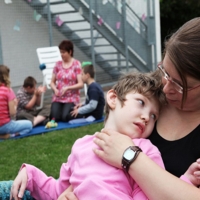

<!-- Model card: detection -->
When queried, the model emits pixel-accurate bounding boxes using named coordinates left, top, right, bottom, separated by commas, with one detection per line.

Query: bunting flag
left=13, top=20, right=20, bottom=31
left=27, top=0, right=31, bottom=2
left=97, top=17, right=103, bottom=26
left=55, top=16, right=64, bottom=26
left=141, top=13, right=146, bottom=21
left=34, top=10, right=42, bottom=22
left=4, top=0, right=12, bottom=4
left=116, top=22, right=121, bottom=29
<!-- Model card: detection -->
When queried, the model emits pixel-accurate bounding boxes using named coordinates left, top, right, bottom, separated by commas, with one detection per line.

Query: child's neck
left=86, top=78, right=95, bottom=85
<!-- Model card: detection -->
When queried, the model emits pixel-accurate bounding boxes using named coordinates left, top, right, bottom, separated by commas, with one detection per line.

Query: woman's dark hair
left=59, top=40, right=74, bottom=57
left=164, top=17, right=200, bottom=106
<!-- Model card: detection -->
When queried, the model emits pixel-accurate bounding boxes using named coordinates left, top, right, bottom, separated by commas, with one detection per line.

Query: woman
left=92, top=17, right=200, bottom=199
left=0, top=65, right=32, bottom=139
left=50, top=40, right=84, bottom=122
left=62, top=17, right=200, bottom=200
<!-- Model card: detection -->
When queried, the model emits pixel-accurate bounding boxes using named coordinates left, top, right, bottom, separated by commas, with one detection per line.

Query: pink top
left=52, top=59, right=81, bottom=104
left=23, top=136, right=165, bottom=200
left=0, top=84, right=15, bottom=126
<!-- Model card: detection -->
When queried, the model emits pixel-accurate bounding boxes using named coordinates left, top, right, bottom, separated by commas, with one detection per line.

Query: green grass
left=0, top=122, right=104, bottom=180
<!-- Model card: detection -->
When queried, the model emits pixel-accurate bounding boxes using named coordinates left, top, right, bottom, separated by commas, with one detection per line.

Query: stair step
left=71, top=36, right=92, bottom=41
left=60, top=28, right=92, bottom=36
left=52, top=10, right=77, bottom=15
left=96, top=59, right=126, bottom=63
left=63, top=19, right=86, bottom=24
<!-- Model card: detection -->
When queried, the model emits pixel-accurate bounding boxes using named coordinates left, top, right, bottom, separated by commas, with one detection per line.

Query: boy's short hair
left=82, top=63, right=95, bottom=78
left=23, top=76, right=37, bottom=88
left=105, top=71, right=166, bottom=122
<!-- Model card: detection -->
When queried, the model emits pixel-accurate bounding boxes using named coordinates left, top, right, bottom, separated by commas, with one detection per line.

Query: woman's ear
left=106, top=89, right=117, bottom=109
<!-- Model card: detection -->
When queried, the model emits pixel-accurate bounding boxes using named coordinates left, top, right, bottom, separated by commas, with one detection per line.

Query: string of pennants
left=4, top=0, right=146, bottom=32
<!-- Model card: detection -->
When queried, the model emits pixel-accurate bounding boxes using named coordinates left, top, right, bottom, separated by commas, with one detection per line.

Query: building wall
left=0, top=0, right=90, bottom=91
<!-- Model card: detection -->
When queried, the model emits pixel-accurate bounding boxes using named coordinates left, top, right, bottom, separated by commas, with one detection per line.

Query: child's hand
left=57, top=186, right=78, bottom=200
left=37, top=85, right=46, bottom=93
left=74, top=103, right=82, bottom=109
left=184, top=159, right=200, bottom=186
left=10, top=167, right=28, bottom=200
left=71, top=108, right=79, bottom=117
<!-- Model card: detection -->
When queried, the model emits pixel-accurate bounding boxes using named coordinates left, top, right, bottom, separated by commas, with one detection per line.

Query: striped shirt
left=0, top=84, right=15, bottom=126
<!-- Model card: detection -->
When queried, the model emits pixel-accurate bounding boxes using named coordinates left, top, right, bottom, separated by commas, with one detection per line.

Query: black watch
left=122, top=146, right=142, bottom=172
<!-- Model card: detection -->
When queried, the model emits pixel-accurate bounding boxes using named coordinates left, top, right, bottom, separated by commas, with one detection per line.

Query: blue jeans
left=0, top=120, right=32, bottom=135
left=0, top=180, right=34, bottom=200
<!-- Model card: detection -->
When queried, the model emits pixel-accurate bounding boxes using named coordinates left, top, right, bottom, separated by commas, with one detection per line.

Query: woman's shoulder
left=72, top=59, right=81, bottom=68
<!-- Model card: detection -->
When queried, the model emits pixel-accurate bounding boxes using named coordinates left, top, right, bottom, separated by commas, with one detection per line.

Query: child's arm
left=35, top=85, right=46, bottom=106
left=23, top=90, right=38, bottom=110
left=77, top=99, right=98, bottom=115
left=181, top=159, right=200, bottom=186
left=10, top=164, right=61, bottom=200
left=11, top=162, right=72, bottom=200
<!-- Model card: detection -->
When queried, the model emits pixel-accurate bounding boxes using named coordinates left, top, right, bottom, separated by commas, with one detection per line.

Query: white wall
left=0, top=0, right=90, bottom=90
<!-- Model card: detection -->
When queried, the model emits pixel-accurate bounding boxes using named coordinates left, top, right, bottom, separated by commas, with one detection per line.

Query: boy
left=10, top=72, right=194, bottom=200
left=16, top=76, right=50, bottom=126
left=69, top=62, right=105, bottom=121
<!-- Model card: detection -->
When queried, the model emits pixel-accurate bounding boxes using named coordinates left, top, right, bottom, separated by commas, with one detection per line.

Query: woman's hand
left=93, top=129, right=134, bottom=169
left=61, top=86, right=69, bottom=96
left=10, top=167, right=28, bottom=200
left=54, top=88, right=60, bottom=96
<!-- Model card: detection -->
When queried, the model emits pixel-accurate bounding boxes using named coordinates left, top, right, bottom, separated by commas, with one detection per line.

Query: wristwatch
left=122, top=146, right=142, bottom=172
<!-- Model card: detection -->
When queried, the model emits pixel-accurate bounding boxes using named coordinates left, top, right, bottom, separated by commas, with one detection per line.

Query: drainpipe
left=47, top=0, right=53, bottom=46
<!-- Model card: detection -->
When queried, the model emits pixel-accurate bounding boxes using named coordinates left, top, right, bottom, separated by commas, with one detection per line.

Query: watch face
left=124, top=148, right=136, bottom=160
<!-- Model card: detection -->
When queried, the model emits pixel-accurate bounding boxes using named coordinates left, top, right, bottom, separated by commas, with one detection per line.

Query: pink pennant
left=141, top=13, right=146, bottom=21
left=116, top=22, right=121, bottom=29
left=27, top=0, right=31, bottom=2
left=98, top=17, right=103, bottom=26
left=56, top=16, right=64, bottom=26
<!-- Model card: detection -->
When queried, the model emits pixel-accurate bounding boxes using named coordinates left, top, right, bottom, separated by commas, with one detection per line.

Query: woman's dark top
left=148, top=124, right=200, bottom=177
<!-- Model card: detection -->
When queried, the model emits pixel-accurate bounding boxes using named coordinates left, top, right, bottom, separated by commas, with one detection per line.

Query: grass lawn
left=0, top=122, right=104, bottom=180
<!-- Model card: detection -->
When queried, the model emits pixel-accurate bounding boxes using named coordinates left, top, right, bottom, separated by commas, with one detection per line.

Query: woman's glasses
left=157, top=63, right=200, bottom=94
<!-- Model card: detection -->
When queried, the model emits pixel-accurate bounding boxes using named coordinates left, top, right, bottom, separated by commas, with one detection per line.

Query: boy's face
left=25, top=85, right=35, bottom=94
left=81, top=70, right=88, bottom=83
left=107, top=90, right=159, bottom=139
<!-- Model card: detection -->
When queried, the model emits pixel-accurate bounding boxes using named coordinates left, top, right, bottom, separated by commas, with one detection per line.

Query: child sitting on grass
left=10, top=72, right=198, bottom=200
left=69, top=61, right=105, bottom=122
left=16, top=76, right=50, bottom=126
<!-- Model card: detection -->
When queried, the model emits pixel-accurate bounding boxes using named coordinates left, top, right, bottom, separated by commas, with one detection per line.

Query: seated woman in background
left=0, top=65, right=32, bottom=139
left=50, top=40, right=83, bottom=122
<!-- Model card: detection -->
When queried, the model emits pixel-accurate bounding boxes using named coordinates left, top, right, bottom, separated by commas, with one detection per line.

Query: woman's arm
left=61, top=74, right=83, bottom=96
left=64, top=74, right=84, bottom=91
left=50, top=74, right=57, bottom=92
left=8, top=98, right=17, bottom=116
left=93, top=129, right=200, bottom=200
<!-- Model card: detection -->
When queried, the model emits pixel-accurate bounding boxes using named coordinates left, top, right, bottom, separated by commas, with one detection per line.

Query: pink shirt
left=0, top=85, right=15, bottom=126
left=23, top=136, right=165, bottom=200
left=52, top=59, right=81, bottom=104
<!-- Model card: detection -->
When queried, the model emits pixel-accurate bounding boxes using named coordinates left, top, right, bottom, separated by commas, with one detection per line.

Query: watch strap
left=122, top=146, right=142, bottom=172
